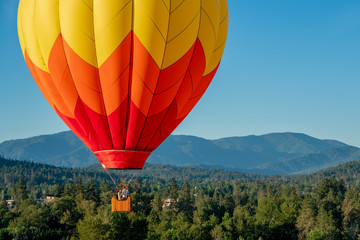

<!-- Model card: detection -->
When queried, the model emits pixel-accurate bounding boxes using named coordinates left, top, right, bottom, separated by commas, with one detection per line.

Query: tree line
left=1, top=175, right=360, bottom=239
left=2, top=156, right=360, bottom=239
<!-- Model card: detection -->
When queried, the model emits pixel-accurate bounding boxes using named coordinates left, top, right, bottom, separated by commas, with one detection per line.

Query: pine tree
left=343, top=186, right=360, bottom=239
left=308, top=206, right=340, bottom=240
left=147, top=209, right=160, bottom=232
left=100, top=179, right=113, bottom=205
left=110, top=212, right=132, bottom=239
left=152, top=192, right=163, bottom=212
left=63, top=182, right=74, bottom=196
left=54, top=183, right=63, bottom=197
left=77, top=213, right=111, bottom=240
left=98, top=179, right=109, bottom=192
left=0, top=198, right=9, bottom=228
left=169, top=178, right=179, bottom=211
left=85, top=178, right=100, bottom=205
left=74, top=177, right=85, bottom=196
left=179, top=181, right=193, bottom=220
left=296, top=194, right=317, bottom=240
left=12, top=176, right=28, bottom=206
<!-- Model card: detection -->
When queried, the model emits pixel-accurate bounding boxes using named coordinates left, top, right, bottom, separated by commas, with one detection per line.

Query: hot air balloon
left=18, top=0, right=228, bottom=211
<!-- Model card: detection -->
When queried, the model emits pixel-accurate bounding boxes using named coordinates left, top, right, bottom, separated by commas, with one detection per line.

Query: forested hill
left=2, top=154, right=360, bottom=190
left=3, top=156, right=360, bottom=239
left=309, top=159, right=360, bottom=186
left=0, top=155, right=262, bottom=189
left=0, top=131, right=358, bottom=174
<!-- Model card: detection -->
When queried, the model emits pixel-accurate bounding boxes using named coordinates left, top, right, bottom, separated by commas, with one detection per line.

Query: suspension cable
left=103, top=168, right=117, bottom=187
left=114, top=169, right=125, bottom=184
left=128, top=170, right=139, bottom=185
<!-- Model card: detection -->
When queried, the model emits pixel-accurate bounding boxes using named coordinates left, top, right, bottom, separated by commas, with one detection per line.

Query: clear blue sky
left=1, top=0, right=360, bottom=146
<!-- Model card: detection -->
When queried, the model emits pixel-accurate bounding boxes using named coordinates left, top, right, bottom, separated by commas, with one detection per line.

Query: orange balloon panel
left=18, top=0, right=229, bottom=169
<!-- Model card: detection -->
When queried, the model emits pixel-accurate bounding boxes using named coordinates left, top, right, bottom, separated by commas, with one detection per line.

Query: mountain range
left=0, top=131, right=359, bottom=174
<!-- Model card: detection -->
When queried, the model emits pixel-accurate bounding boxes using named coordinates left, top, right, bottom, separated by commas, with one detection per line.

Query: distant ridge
left=0, top=131, right=96, bottom=168
left=3, top=153, right=360, bottom=186
left=0, top=131, right=358, bottom=174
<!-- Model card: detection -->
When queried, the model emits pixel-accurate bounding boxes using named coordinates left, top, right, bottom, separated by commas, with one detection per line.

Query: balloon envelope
left=17, top=0, right=229, bottom=169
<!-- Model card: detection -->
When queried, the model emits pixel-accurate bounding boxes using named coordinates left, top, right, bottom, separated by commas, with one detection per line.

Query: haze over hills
left=0, top=131, right=359, bottom=174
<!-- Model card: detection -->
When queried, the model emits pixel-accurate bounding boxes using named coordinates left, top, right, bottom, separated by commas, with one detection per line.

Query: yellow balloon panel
left=34, top=0, right=60, bottom=68
left=170, top=0, right=184, bottom=12
left=202, top=0, right=220, bottom=36
left=59, top=0, right=97, bottom=67
left=19, top=0, right=48, bottom=72
left=219, top=0, right=229, bottom=21
left=167, top=0, right=200, bottom=42
left=162, top=0, right=201, bottom=69
left=206, top=0, right=229, bottom=74
left=93, top=0, right=133, bottom=66
left=133, top=0, right=168, bottom=68
left=137, top=0, right=169, bottom=36
left=163, top=14, right=200, bottom=69
left=198, top=8, right=218, bottom=75
left=199, top=0, right=229, bottom=75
